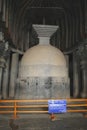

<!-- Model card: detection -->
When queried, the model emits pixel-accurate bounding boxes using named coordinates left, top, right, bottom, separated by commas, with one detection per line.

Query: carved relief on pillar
left=0, top=32, right=11, bottom=68
left=77, top=43, right=87, bottom=69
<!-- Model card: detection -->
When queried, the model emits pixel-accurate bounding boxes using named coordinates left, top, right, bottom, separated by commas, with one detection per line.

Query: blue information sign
left=48, top=100, right=67, bottom=113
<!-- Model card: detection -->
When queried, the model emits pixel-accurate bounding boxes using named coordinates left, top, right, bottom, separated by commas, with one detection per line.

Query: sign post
left=48, top=100, right=67, bottom=120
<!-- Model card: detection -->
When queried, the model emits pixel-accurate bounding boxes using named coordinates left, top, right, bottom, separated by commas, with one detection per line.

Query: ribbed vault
left=0, top=0, right=86, bottom=51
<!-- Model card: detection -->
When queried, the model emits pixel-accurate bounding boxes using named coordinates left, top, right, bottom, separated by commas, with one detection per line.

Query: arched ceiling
left=0, top=0, right=86, bottom=51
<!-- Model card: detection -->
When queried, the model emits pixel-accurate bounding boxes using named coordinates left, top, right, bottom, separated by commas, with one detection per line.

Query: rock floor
left=0, top=114, right=87, bottom=130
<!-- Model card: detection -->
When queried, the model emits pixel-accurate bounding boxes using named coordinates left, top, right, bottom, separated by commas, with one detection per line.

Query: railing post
left=50, top=113, right=56, bottom=121
left=83, top=113, right=87, bottom=118
left=13, top=101, right=17, bottom=119
left=83, top=99, right=87, bottom=118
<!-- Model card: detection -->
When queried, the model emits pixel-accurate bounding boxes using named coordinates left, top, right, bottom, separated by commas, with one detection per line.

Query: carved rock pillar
left=9, top=53, right=19, bottom=98
left=0, top=58, right=6, bottom=99
left=81, top=60, right=87, bottom=97
left=77, top=43, right=87, bottom=98
left=73, top=51, right=80, bottom=97
left=2, top=58, right=10, bottom=99
left=0, top=68, right=3, bottom=99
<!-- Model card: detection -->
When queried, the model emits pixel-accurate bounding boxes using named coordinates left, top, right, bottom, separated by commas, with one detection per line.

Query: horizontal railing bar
left=0, top=105, right=86, bottom=108
left=16, top=104, right=87, bottom=108
left=0, top=100, right=46, bottom=102
left=0, top=99, right=87, bottom=103
left=0, top=111, right=13, bottom=113
left=0, top=106, right=14, bottom=108
left=0, top=104, right=85, bottom=108
left=0, top=104, right=87, bottom=107
left=16, top=105, right=48, bottom=108
left=67, top=104, right=87, bottom=107
left=0, top=110, right=87, bottom=114
left=17, top=111, right=48, bottom=113
left=67, top=110, right=87, bottom=112
left=0, top=105, right=86, bottom=107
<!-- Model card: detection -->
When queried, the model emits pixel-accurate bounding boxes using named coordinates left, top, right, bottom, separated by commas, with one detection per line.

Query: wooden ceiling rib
left=17, top=0, right=63, bottom=8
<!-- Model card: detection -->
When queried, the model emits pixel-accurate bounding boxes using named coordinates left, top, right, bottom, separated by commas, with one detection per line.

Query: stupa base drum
left=18, top=77, right=69, bottom=99
left=18, top=25, right=70, bottom=99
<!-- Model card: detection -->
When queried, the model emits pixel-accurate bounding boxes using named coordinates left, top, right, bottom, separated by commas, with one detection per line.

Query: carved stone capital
left=76, top=43, right=87, bottom=70
left=77, top=45, right=86, bottom=57
left=0, top=32, right=4, bottom=41
left=0, top=57, right=6, bottom=68
left=76, top=43, right=87, bottom=59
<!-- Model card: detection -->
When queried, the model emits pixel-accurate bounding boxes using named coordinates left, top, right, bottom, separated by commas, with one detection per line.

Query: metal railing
left=0, top=99, right=87, bottom=120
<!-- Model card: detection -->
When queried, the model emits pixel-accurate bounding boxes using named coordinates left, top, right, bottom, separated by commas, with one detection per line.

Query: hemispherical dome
left=20, top=44, right=67, bottom=78
left=21, top=45, right=66, bottom=66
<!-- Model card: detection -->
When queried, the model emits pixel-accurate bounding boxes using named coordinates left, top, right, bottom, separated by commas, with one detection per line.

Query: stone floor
left=0, top=113, right=87, bottom=130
